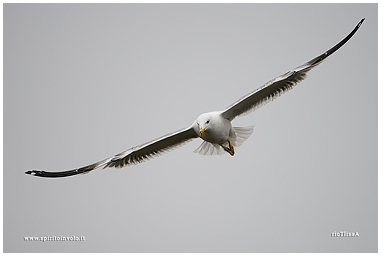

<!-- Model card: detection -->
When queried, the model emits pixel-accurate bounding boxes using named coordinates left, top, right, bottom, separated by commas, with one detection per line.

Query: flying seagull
left=26, top=19, right=364, bottom=178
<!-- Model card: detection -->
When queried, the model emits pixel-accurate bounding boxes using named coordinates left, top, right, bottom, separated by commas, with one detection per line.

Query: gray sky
left=4, top=4, right=377, bottom=253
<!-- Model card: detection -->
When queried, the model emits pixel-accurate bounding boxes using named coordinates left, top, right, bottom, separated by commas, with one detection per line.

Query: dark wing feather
left=221, top=19, right=364, bottom=121
left=26, top=126, right=198, bottom=178
left=105, top=126, right=198, bottom=168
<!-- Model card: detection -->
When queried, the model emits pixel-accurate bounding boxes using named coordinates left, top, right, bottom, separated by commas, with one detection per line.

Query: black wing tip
left=314, top=18, right=365, bottom=64
left=357, top=18, right=365, bottom=28
left=25, top=169, right=50, bottom=177
left=25, top=170, right=39, bottom=176
left=25, top=169, right=50, bottom=178
left=25, top=169, right=85, bottom=178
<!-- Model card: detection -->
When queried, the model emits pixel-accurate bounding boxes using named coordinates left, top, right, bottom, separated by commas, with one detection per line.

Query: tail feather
left=230, top=126, right=255, bottom=147
left=194, top=125, right=254, bottom=156
left=193, top=141, right=225, bottom=155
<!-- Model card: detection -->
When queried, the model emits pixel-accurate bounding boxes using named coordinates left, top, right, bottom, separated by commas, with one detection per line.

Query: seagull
left=26, top=19, right=364, bottom=178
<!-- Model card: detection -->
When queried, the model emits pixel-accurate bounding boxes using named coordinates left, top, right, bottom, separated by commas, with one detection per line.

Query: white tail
left=193, top=126, right=254, bottom=156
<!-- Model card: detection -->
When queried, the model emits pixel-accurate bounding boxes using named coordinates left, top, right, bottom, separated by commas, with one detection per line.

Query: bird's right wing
left=105, top=126, right=198, bottom=168
left=26, top=126, right=198, bottom=178
left=221, top=19, right=364, bottom=121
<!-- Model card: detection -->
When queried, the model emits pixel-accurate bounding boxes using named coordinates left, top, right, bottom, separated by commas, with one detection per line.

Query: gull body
left=26, top=19, right=364, bottom=178
left=193, top=111, right=241, bottom=156
left=195, top=112, right=231, bottom=145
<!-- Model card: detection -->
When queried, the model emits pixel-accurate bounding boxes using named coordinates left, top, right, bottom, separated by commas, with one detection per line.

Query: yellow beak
left=199, top=127, right=205, bottom=137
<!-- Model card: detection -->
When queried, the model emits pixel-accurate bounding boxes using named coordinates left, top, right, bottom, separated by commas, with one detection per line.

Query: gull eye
left=206, top=120, right=210, bottom=124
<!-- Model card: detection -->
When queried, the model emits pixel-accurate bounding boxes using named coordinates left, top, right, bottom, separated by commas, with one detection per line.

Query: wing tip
left=25, top=170, right=39, bottom=176
left=357, top=18, right=365, bottom=29
left=25, top=169, right=54, bottom=178
left=24, top=169, right=88, bottom=178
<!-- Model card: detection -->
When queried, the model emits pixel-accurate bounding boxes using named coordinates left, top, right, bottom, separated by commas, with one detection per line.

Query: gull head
left=195, top=113, right=212, bottom=138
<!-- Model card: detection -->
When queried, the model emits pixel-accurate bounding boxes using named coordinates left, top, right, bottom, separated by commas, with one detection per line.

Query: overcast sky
left=4, top=3, right=377, bottom=253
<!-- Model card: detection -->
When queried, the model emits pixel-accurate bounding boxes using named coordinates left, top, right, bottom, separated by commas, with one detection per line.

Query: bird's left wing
left=221, top=19, right=364, bottom=121
left=26, top=126, right=198, bottom=178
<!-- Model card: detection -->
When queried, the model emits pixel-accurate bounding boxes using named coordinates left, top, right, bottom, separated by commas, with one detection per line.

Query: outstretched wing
left=221, top=19, right=364, bottom=121
left=26, top=126, right=198, bottom=178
